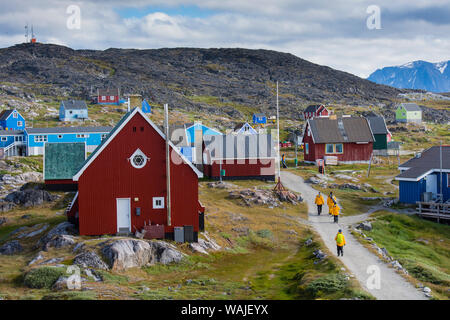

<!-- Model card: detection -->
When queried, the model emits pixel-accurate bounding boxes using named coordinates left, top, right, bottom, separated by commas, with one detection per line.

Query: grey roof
left=396, top=146, right=450, bottom=180
left=157, top=124, right=189, bottom=146
left=308, top=117, right=374, bottom=143
left=0, top=130, right=23, bottom=135
left=61, top=100, right=88, bottom=110
left=366, top=116, right=388, bottom=135
left=204, top=134, right=275, bottom=159
left=253, top=113, right=266, bottom=117
left=399, top=103, right=422, bottom=112
left=26, top=126, right=112, bottom=134
left=98, top=88, right=119, bottom=96
left=0, top=110, right=14, bottom=121
left=304, top=104, right=324, bottom=113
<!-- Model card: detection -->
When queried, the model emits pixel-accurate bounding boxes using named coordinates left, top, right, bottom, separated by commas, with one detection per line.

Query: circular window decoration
left=129, top=149, right=149, bottom=169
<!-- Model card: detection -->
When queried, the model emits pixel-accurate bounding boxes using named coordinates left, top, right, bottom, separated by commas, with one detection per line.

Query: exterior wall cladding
left=204, top=159, right=275, bottom=179
left=77, top=114, right=199, bottom=236
left=303, top=133, right=373, bottom=163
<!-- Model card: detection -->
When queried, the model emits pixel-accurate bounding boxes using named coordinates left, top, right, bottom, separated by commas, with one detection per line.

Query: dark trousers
left=333, top=215, right=339, bottom=223
left=337, top=245, right=344, bottom=256
left=317, top=205, right=322, bottom=215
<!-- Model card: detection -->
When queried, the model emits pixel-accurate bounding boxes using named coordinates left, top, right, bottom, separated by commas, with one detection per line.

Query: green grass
left=364, top=212, right=450, bottom=299
left=23, top=267, right=66, bottom=289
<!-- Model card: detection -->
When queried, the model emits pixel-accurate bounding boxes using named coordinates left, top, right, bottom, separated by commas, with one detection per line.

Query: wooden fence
left=416, top=201, right=450, bottom=222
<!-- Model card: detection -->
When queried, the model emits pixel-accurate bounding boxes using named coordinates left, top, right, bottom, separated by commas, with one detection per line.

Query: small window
left=335, top=144, right=343, bottom=154
left=305, top=143, right=309, bottom=155
left=129, top=149, right=149, bottom=169
left=153, top=197, right=164, bottom=209
left=17, top=121, right=23, bottom=127
left=58, top=135, right=63, bottom=139
left=34, top=135, right=47, bottom=142
left=1, top=137, right=7, bottom=142
left=13, top=112, right=18, bottom=118
left=325, top=144, right=334, bottom=154
left=101, top=134, right=107, bottom=140
left=110, top=96, right=115, bottom=100
left=133, top=127, right=137, bottom=132
left=101, top=96, right=106, bottom=100
left=76, top=134, right=89, bottom=138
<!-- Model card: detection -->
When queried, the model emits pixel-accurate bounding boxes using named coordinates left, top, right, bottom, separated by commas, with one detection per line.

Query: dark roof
left=61, top=100, right=88, bottom=110
left=253, top=113, right=266, bottom=117
left=233, top=122, right=246, bottom=131
left=98, top=88, right=119, bottom=96
left=396, top=146, right=450, bottom=180
left=26, top=126, right=112, bottom=134
left=0, top=130, right=24, bottom=135
left=0, top=110, right=15, bottom=121
left=399, top=103, right=422, bottom=112
left=44, top=143, right=86, bottom=180
left=366, top=116, right=388, bottom=135
left=203, top=134, right=275, bottom=159
left=304, top=104, right=324, bottom=113
left=308, top=117, right=374, bottom=143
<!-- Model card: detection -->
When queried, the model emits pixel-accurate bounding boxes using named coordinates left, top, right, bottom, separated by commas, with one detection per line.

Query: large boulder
left=44, top=235, right=76, bottom=250
left=37, top=222, right=77, bottom=249
left=4, top=189, right=56, bottom=207
left=0, top=201, right=15, bottom=213
left=357, top=221, right=373, bottom=231
left=73, top=250, right=109, bottom=270
left=0, top=240, right=23, bottom=255
left=101, top=239, right=186, bottom=271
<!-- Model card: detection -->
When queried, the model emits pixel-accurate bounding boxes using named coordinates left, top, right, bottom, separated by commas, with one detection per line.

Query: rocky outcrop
left=101, top=239, right=185, bottom=271
left=44, top=235, right=76, bottom=250
left=4, top=189, right=56, bottom=207
left=37, top=222, right=77, bottom=249
left=356, top=221, right=373, bottom=231
left=0, top=201, right=15, bottom=213
left=0, top=240, right=23, bottom=255
left=189, top=233, right=221, bottom=254
left=73, top=250, right=109, bottom=270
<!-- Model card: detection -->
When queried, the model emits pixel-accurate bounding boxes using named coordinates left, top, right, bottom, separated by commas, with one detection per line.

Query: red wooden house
left=303, top=104, right=330, bottom=120
left=202, top=134, right=276, bottom=180
left=97, top=88, right=120, bottom=105
left=68, top=108, right=204, bottom=239
left=302, top=117, right=374, bottom=164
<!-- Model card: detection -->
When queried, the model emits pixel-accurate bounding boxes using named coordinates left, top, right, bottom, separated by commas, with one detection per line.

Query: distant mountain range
left=368, top=60, right=450, bottom=93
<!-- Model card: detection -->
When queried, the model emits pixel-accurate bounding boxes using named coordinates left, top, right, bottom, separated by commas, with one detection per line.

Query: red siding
left=45, top=179, right=76, bottom=185
left=98, top=95, right=119, bottom=104
left=204, top=159, right=275, bottom=178
left=77, top=113, right=199, bottom=236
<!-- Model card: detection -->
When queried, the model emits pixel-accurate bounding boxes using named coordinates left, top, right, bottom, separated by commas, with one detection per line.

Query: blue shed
left=60, top=100, right=89, bottom=121
left=0, top=130, right=26, bottom=158
left=25, top=126, right=112, bottom=156
left=396, top=146, right=450, bottom=203
left=142, top=99, right=152, bottom=114
left=0, top=109, right=26, bottom=131
left=252, top=113, right=267, bottom=125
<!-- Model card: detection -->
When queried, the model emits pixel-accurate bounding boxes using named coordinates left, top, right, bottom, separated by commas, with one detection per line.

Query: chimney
left=194, top=122, right=203, bottom=168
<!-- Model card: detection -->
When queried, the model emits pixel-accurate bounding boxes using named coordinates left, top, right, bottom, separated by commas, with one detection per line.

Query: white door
left=426, top=174, right=437, bottom=197
left=116, top=198, right=131, bottom=233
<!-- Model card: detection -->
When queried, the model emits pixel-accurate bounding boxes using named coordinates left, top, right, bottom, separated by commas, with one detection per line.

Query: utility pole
left=164, top=104, right=171, bottom=226
left=276, top=81, right=281, bottom=179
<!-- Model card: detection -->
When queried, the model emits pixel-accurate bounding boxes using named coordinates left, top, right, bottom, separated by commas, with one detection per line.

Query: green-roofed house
left=44, top=142, right=86, bottom=191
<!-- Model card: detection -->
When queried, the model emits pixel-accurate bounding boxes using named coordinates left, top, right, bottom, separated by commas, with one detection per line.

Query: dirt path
left=280, top=171, right=427, bottom=300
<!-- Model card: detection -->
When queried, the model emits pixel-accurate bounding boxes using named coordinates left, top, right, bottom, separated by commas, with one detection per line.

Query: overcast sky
left=0, top=0, right=449, bottom=78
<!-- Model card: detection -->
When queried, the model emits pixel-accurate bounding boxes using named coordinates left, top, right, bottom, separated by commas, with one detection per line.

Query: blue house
left=142, top=99, right=152, bottom=114
left=396, top=146, right=450, bottom=204
left=0, top=130, right=26, bottom=158
left=25, top=126, right=112, bottom=156
left=185, top=122, right=222, bottom=145
left=0, top=109, right=26, bottom=131
left=59, top=100, right=89, bottom=121
left=234, top=122, right=257, bottom=134
left=252, top=113, right=267, bottom=125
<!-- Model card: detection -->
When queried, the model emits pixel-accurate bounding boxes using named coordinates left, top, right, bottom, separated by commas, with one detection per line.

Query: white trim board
left=73, top=108, right=203, bottom=181
left=395, top=169, right=450, bottom=182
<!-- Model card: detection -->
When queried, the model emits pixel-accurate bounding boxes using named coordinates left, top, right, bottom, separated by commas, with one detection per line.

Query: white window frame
left=101, top=134, right=107, bottom=140
left=110, top=95, right=115, bottom=100
left=76, top=134, right=89, bottom=139
left=1, top=137, right=7, bottom=142
left=305, top=143, right=309, bottom=155
left=13, top=112, right=18, bottom=118
left=101, top=95, right=106, bottom=101
left=129, top=149, right=149, bottom=169
left=58, top=135, right=63, bottom=139
left=153, top=197, right=164, bottom=209
left=17, top=121, right=23, bottom=127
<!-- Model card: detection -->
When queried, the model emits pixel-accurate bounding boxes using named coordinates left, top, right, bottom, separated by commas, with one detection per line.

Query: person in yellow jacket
left=314, top=192, right=324, bottom=215
left=335, top=229, right=346, bottom=256
left=331, top=203, right=340, bottom=223
left=327, top=192, right=336, bottom=215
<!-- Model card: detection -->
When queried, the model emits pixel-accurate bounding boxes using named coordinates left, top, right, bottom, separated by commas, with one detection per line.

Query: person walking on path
left=335, top=229, right=346, bottom=257
left=281, top=153, right=287, bottom=168
left=331, top=203, right=340, bottom=223
left=327, top=192, right=336, bottom=215
left=314, top=192, right=324, bottom=215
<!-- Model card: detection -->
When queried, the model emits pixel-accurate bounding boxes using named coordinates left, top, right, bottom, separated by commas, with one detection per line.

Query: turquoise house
left=185, top=123, right=222, bottom=145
